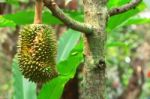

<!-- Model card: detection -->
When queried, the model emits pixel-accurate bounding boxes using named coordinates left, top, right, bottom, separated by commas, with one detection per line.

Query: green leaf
left=3, top=10, right=83, bottom=25
left=4, top=10, right=34, bottom=25
left=0, top=16, right=16, bottom=27
left=107, top=0, right=130, bottom=9
left=57, top=29, right=81, bottom=63
left=38, top=76, right=69, bottom=99
left=107, top=2, right=146, bottom=32
left=23, top=78, right=37, bottom=99
left=12, top=56, right=37, bottom=99
left=57, top=40, right=83, bottom=78
left=12, top=56, right=24, bottom=99
left=124, top=15, right=150, bottom=25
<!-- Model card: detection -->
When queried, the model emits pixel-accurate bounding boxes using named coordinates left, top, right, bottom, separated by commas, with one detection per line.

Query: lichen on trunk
left=80, top=0, right=108, bottom=99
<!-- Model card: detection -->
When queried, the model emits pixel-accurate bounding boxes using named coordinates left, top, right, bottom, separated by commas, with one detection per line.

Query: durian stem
left=34, top=0, right=43, bottom=24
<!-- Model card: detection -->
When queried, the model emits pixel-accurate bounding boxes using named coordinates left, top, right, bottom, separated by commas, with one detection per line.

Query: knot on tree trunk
left=97, top=59, right=106, bottom=70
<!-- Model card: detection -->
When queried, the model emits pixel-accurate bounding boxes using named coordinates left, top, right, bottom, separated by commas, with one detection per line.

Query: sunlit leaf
left=57, top=40, right=83, bottom=78
left=57, top=29, right=81, bottom=63
left=0, top=16, right=16, bottom=27
left=38, top=76, right=69, bottom=99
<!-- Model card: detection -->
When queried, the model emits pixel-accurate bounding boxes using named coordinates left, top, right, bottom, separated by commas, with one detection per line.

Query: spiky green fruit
left=17, top=24, right=58, bottom=82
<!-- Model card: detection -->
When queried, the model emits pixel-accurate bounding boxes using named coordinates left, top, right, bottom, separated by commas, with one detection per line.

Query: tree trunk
left=80, top=0, right=108, bottom=99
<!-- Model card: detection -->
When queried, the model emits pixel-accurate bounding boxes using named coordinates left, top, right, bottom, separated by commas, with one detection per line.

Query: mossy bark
left=80, top=0, right=108, bottom=99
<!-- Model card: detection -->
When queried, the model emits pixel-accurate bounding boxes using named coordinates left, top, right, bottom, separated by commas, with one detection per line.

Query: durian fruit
left=17, top=24, right=58, bottom=82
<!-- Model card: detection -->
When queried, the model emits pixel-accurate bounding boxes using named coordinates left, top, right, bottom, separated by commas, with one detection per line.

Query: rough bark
left=80, top=0, right=108, bottom=99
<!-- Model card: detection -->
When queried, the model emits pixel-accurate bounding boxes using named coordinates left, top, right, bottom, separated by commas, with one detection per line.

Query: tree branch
left=43, top=0, right=93, bottom=34
left=109, top=0, right=142, bottom=16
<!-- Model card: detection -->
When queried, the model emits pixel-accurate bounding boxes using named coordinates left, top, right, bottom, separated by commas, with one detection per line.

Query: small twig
left=43, top=0, right=93, bottom=34
left=109, top=0, right=142, bottom=16
left=34, top=0, right=43, bottom=24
